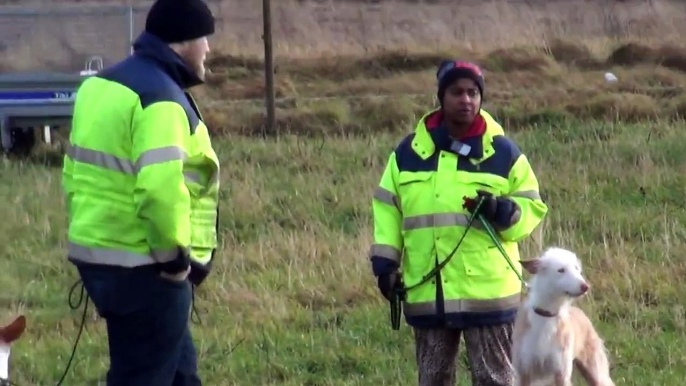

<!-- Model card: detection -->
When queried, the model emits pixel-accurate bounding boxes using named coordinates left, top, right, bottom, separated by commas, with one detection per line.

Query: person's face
left=175, top=36, right=210, bottom=81
left=442, top=78, right=481, bottom=125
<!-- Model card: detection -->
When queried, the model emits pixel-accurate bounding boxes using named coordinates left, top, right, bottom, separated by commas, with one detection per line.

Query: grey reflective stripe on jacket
left=66, top=144, right=215, bottom=186
left=403, top=213, right=483, bottom=231
left=66, top=144, right=187, bottom=175
left=68, top=242, right=179, bottom=267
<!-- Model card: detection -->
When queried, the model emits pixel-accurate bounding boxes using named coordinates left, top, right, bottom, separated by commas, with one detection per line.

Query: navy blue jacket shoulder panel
left=468, top=135, right=523, bottom=179
left=492, top=135, right=523, bottom=170
left=392, top=130, right=523, bottom=178
left=97, top=56, right=185, bottom=110
left=393, top=132, right=441, bottom=173
left=95, top=32, right=203, bottom=132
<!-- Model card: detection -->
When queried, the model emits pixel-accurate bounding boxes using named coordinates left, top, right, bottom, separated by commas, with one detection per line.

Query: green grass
left=2, top=116, right=686, bottom=385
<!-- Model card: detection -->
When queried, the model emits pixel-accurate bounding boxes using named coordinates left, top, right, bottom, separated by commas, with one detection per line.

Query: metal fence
left=0, top=3, right=159, bottom=73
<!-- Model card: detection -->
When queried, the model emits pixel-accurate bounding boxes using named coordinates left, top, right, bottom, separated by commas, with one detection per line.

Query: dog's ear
left=520, top=259, right=539, bottom=274
left=0, top=315, right=26, bottom=345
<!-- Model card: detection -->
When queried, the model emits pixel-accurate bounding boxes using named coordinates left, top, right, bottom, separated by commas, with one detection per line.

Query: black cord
left=2, top=279, right=89, bottom=386
left=190, top=284, right=202, bottom=325
left=54, top=279, right=88, bottom=386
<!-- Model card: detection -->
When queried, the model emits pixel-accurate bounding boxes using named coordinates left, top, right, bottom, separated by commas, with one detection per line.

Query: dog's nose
left=580, top=283, right=590, bottom=293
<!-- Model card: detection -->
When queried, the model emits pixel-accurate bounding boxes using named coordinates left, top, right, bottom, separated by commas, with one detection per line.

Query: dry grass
left=180, top=0, right=686, bottom=134
left=196, top=40, right=686, bottom=136
left=2, top=0, right=686, bottom=385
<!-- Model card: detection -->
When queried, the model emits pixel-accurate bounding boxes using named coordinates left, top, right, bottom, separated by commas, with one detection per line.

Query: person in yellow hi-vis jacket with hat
left=62, top=0, right=220, bottom=384
left=368, top=59, right=548, bottom=386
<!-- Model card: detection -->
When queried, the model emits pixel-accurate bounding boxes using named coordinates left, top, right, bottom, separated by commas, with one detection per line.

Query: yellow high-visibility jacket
left=369, top=108, right=548, bottom=328
left=62, top=32, right=220, bottom=286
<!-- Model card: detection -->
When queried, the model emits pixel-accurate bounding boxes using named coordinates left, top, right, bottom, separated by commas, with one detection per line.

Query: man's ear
left=520, top=259, right=540, bottom=275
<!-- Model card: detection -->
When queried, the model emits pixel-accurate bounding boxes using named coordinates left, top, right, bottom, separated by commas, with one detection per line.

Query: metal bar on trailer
left=0, top=3, right=153, bottom=17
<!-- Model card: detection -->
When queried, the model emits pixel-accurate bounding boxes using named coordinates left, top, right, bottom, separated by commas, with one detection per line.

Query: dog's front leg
left=554, top=345, right=575, bottom=386
left=554, top=362, right=575, bottom=386
left=554, top=372, right=571, bottom=386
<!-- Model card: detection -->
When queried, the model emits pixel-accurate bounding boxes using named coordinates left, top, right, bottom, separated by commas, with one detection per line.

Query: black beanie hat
left=145, top=0, right=216, bottom=44
left=436, top=60, right=485, bottom=104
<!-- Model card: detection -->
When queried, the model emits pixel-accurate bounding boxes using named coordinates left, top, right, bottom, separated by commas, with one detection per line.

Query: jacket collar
left=132, top=32, right=203, bottom=89
left=410, top=108, right=504, bottom=162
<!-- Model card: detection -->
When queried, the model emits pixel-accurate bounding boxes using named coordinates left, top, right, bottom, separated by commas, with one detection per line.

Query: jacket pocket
left=462, top=246, right=512, bottom=278
left=397, top=171, right=434, bottom=214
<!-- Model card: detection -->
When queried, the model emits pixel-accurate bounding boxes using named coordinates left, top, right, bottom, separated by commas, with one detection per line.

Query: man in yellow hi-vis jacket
left=62, top=0, right=219, bottom=384
left=369, top=60, right=548, bottom=386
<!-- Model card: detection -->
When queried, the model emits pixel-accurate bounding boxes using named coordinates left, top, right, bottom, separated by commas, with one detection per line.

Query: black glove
left=376, top=272, right=401, bottom=302
left=463, top=190, right=520, bottom=229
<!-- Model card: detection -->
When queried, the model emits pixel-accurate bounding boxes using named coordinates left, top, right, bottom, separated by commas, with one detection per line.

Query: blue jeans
left=75, top=263, right=201, bottom=386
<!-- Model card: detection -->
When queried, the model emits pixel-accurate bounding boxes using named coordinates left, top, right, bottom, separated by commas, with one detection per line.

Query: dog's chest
left=0, top=343, right=9, bottom=380
left=518, top=315, right=566, bottom=376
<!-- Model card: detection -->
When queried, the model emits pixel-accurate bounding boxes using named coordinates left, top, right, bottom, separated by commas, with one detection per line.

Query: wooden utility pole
left=262, top=0, right=275, bottom=136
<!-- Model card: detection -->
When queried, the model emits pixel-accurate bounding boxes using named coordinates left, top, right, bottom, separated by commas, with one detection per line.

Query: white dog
left=511, top=247, right=615, bottom=386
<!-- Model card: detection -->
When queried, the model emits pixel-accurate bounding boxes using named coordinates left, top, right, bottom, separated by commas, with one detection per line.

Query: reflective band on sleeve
left=184, top=171, right=202, bottom=184
left=66, top=144, right=188, bottom=175
left=68, top=242, right=155, bottom=267
left=373, top=187, right=400, bottom=209
left=183, top=170, right=219, bottom=186
left=368, top=244, right=401, bottom=262
left=403, top=213, right=483, bottom=231
left=134, top=146, right=188, bottom=172
left=151, top=248, right=183, bottom=263
left=67, top=144, right=135, bottom=175
left=509, top=190, right=541, bottom=200
left=404, top=293, right=521, bottom=316
left=68, top=242, right=183, bottom=266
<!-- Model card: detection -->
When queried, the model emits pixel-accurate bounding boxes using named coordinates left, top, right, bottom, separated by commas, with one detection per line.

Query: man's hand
left=377, top=272, right=401, bottom=302
left=463, top=190, right=520, bottom=229
left=463, top=190, right=498, bottom=219
left=160, top=265, right=191, bottom=282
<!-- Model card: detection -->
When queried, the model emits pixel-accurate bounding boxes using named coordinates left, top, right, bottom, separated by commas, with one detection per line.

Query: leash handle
left=390, top=294, right=402, bottom=331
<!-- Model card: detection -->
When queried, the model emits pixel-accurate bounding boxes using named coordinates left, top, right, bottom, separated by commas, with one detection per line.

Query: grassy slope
left=197, top=41, right=686, bottom=137
left=3, top=119, right=686, bottom=384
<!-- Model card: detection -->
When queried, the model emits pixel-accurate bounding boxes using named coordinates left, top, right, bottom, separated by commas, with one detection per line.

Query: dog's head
left=0, top=315, right=26, bottom=382
left=521, top=247, right=589, bottom=300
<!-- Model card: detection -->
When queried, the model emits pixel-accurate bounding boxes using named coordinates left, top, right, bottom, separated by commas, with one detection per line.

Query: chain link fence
left=0, top=3, right=166, bottom=73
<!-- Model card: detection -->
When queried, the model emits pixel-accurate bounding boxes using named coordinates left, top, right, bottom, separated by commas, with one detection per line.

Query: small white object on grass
left=604, top=72, right=618, bottom=83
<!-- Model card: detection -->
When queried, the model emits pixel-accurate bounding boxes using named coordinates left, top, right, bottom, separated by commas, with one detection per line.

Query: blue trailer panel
left=0, top=57, right=102, bottom=155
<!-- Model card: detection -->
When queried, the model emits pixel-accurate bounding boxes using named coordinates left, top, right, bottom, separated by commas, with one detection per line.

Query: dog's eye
left=557, top=268, right=566, bottom=273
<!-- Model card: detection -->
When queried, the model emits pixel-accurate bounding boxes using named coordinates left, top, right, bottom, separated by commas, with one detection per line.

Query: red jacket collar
left=425, top=110, right=486, bottom=140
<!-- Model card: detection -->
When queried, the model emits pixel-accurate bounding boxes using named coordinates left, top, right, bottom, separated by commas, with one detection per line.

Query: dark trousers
left=75, top=263, right=201, bottom=386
